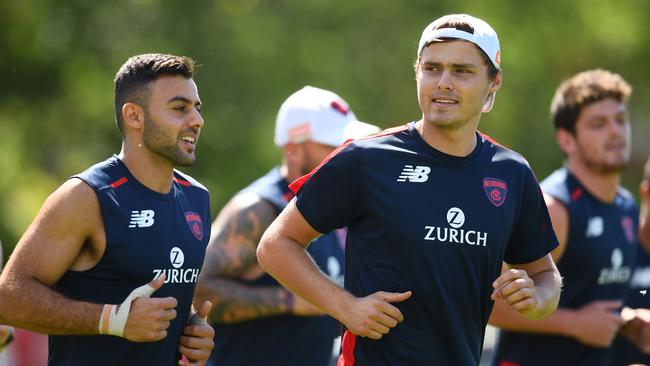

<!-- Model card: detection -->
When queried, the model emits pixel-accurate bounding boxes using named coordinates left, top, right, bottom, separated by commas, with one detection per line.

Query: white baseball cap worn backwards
left=417, top=14, right=501, bottom=71
left=275, top=86, right=381, bottom=147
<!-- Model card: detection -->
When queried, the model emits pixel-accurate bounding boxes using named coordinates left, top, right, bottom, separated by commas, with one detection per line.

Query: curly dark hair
left=550, top=69, right=631, bottom=134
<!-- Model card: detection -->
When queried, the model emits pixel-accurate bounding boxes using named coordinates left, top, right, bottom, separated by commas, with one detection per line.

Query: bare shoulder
left=3, top=178, right=103, bottom=285
left=202, top=192, right=278, bottom=277
left=544, top=193, right=567, bottom=217
left=216, top=192, right=277, bottom=226
left=543, top=193, right=569, bottom=261
left=211, top=192, right=278, bottom=243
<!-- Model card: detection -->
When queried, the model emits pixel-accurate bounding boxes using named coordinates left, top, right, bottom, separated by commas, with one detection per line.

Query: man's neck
left=566, top=160, right=620, bottom=203
left=280, top=161, right=301, bottom=185
left=415, top=119, right=478, bottom=157
left=118, top=144, right=175, bottom=194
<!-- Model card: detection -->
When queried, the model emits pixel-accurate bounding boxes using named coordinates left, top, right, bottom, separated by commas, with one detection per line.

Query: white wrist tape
left=189, top=312, right=208, bottom=326
left=98, top=282, right=157, bottom=337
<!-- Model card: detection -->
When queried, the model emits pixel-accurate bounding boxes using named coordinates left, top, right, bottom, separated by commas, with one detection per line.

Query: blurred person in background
left=257, top=14, right=561, bottom=366
left=490, top=69, right=650, bottom=365
left=0, top=53, right=214, bottom=365
left=195, top=85, right=379, bottom=366
left=612, top=155, right=650, bottom=365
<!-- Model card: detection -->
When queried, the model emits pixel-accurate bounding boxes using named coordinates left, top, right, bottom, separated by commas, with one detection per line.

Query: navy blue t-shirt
left=612, top=243, right=650, bottom=366
left=209, top=167, right=344, bottom=366
left=291, top=123, right=558, bottom=366
left=493, top=167, right=637, bottom=366
left=49, top=156, right=211, bottom=366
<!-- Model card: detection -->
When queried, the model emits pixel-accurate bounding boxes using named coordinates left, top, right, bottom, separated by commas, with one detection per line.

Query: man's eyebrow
left=421, top=61, right=478, bottom=68
left=168, top=96, right=201, bottom=107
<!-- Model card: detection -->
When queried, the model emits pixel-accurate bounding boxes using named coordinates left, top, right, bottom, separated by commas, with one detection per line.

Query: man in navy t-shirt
left=195, top=86, right=379, bottom=366
left=0, top=54, right=214, bottom=365
left=490, top=70, right=650, bottom=365
left=257, top=14, right=561, bottom=366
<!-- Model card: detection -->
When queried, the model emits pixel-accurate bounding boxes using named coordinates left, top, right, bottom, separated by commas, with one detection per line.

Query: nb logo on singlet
left=585, top=216, right=604, bottom=238
left=397, top=165, right=430, bottom=182
left=129, top=210, right=155, bottom=228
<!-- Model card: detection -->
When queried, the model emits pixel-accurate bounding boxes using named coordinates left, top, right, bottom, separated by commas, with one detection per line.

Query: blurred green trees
left=1, top=0, right=649, bottom=254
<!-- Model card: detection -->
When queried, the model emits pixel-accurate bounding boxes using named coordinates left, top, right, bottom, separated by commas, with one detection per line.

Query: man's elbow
left=256, top=232, right=274, bottom=272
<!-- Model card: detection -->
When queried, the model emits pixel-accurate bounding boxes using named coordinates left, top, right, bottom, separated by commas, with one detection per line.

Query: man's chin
left=173, top=154, right=196, bottom=167
left=597, top=162, right=628, bottom=175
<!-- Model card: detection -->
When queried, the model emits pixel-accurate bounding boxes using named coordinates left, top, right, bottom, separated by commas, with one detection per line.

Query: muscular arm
left=257, top=200, right=353, bottom=322
left=195, top=193, right=315, bottom=324
left=258, top=200, right=410, bottom=339
left=0, top=179, right=104, bottom=334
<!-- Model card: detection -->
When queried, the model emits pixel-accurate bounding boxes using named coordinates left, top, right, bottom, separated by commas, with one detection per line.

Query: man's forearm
left=530, top=269, right=562, bottom=319
left=0, top=276, right=102, bottom=335
left=489, top=268, right=564, bottom=332
left=489, top=300, right=576, bottom=335
left=195, top=278, right=291, bottom=323
left=257, top=235, right=352, bottom=322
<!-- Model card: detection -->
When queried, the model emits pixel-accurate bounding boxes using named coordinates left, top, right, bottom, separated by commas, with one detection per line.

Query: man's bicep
left=544, top=193, right=569, bottom=262
left=2, top=179, right=99, bottom=286
left=273, top=199, right=322, bottom=248
left=201, top=193, right=277, bottom=277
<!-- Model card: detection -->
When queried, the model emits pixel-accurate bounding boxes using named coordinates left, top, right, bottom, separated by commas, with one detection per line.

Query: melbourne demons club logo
left=621, top=216, right=635, bottom=244
left=185, top=212, right=203, bottom=241
left=482, top=177, right=507, bottom=207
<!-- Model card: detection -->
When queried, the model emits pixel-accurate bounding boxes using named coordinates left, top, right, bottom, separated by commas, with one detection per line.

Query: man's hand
left=339, top=291, right=412, bottom=340
left=123, top=275, right=178, bottom=342
left=621, top=307, right=650, bottom=353
left=178, top=301, right=215, bottom=366
left=492, top=268, right=543, bottom=318
left=567, top=300, right=623, bottom=347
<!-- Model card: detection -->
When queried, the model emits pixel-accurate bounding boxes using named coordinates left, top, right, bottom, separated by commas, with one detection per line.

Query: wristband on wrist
left=98, top=282, right=157, bottom=337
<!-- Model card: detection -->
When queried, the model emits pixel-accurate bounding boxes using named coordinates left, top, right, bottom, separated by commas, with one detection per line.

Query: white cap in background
left=275, top=86, right=380, bottom=147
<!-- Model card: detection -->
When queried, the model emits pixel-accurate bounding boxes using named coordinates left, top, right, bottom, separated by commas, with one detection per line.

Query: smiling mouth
left=431, top=98, right=458, bottom=105
left=180, top=136, right=195, bottom=143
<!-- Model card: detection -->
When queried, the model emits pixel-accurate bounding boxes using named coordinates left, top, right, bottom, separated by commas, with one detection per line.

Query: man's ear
left=121, top=102, right=145, bottom=131
left=489, top=71, right=503, bottom=93
left=556, top=128, right=576, bottom=156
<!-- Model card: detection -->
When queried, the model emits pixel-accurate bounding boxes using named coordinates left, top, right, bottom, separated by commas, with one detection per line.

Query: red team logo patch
left=185, top=212, right=203, bottom=241
left=621, top=216, right=635, bottom=244
left=483, top=177, right=508, bottom=207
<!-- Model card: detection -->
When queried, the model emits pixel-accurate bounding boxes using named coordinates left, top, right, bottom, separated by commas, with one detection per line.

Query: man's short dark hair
left=114, top=53, right=195, bottom=135
left=550, top=69, right=631, bottom=134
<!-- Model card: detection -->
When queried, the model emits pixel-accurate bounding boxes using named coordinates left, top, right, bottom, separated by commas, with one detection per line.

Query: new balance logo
left=129, top=210, right=155, bottom=228
left=397, top=165, right=430, bottom=182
